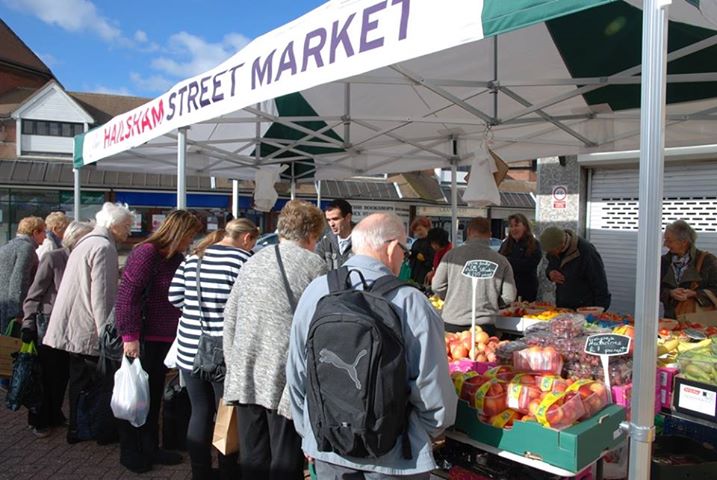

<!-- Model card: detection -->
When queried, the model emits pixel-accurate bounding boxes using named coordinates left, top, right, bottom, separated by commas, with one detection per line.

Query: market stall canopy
left=74, top=0, right=717, bottom=180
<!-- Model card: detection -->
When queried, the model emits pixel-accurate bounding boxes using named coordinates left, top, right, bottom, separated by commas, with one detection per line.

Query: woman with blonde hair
left=114, top=209, right=202, bottom=473
left=37, top=211, right=70, bottom=259
left=223, top=201, right=328, bottom=480
left=0, top=216, right=46, bottom=333
left=169, top=218, right=258, bottom=480
left=21, top=220, right=94, bottom=437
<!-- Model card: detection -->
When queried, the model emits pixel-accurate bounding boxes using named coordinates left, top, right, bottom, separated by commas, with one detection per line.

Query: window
left=21, top=120, right=84, bottom=138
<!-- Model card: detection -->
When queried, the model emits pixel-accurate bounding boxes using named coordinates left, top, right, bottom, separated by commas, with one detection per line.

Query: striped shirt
left=168, top=244, right=252, bottom=372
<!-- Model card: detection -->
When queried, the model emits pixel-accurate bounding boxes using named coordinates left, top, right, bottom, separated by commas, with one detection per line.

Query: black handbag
left=191, top=256, right=226, bottom=382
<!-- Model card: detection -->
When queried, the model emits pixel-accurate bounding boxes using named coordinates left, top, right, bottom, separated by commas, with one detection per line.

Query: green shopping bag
left=398, top=259, right=412, bottom=281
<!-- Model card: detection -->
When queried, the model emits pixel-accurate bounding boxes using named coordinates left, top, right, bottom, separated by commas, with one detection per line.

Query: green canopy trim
left=547, top=1, right=717, bottom=111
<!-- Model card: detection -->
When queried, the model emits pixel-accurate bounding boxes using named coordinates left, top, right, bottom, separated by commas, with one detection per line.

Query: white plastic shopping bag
left=164, top=337, right=178, bottom=369
left=111, top=356, right=150, bottom=427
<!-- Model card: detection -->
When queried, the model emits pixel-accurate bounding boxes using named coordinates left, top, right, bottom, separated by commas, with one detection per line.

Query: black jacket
left=545, top=231, right=611, bottom=310
left=499, top=236, right=542, bottom=302
left=315, top=231, right=353, bottom=271
left=408, top=238, right=434, bottom=285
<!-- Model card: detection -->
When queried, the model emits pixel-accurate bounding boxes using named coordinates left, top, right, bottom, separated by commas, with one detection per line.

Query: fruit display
left=513, top=345, right=563, bottom=374
left=505, top=373, right=543, bottom=414
left=549, top=314, right=585, bottom=339
left=677, top=338, right=717, bottom=385
left=495, top=340, right=528, bottom=365
left=534, top=391, right=586, bottom=430
left=498, top=300, right=554, bottom=318
left=451, top=370, right=480, bottom=396
left=474, top=379, right=507, bottom=417
left=564, top=357, right=633, bottom=386
left=566, top=380, right=610, bottom=419
left=484, top=365, right=515, bottom=382
left=428, top=295, right=444, bottom=311
left=445, top=327, right=507, bottom=362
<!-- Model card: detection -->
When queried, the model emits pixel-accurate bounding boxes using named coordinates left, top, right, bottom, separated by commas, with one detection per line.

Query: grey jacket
left=287, top=255, right=457, bottom=475
left=315, top=231, right=353, bottom=270
left=432, top=238, right=516, bottom=327
left=0, top=235, right=39, bottom=332
left=223, top=241, right=327, bottom=417
left=44, top=227, right=119, bottom=356
left=22, top=247, right=69, bottom=332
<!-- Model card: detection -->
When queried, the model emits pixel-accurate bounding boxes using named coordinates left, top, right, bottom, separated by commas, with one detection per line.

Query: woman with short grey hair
left=223, top=200, right=328, bottom=480
left=21, top=220, right=94, bottom=438
left=44, top=202, right=134, bottom=444
left=661, top=219, right=717, bottom=318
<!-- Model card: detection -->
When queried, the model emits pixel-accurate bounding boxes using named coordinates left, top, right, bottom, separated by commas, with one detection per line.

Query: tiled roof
left=319, top=180, right=401, bottom=200
left=0, top=20, right=53, bottom=77
left=69, top=92, right=150, bottom=125
left=440, top=186, right=535, bottom=209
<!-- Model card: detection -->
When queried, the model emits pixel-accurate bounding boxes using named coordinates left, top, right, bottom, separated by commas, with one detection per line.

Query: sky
left=0, top=0, right=325, bottom=99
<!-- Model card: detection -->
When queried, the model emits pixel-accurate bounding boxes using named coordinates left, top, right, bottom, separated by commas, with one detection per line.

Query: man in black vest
left=315, top=199, right=355, bottom=270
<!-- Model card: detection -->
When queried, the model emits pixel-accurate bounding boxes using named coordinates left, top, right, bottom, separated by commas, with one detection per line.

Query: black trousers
left=182, top=371, right=238, bottom=480
left=28, top=345, right=69, bottom=429
left=236, top=403, right=304, bottom=480
left=67, top=352, right=99, bottom=437
left=118, top=341, right=170, bottom=467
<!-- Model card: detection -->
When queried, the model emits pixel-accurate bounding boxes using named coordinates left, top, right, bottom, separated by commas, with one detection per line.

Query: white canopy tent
left=72, top=1, right=717, bottom=478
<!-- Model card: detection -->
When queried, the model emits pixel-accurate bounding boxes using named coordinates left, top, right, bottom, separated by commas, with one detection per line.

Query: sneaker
left=32, top=427, right=51, bottom=438
left=153, top=448, right=183, bottom=465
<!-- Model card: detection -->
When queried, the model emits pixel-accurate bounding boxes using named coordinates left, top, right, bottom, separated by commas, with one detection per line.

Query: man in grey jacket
left=432, top=217, right=516, bottom=335
left=287, top=212, right=457, bottom=479
left=315, top=199, right=355, bottom=270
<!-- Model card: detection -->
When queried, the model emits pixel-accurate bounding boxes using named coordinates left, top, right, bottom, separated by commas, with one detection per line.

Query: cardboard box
left=453, top=400, right=627, bottom=473
left=672, top=376, right=717, bottom=423
left=658, top=367, right=679, bottom=410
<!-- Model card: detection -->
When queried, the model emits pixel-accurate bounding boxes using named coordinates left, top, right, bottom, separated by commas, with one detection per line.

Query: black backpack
left=306, top=267, right=412, bottom=459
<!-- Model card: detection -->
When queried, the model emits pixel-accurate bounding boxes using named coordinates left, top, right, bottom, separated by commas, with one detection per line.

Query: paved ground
left=0, top=400, right=192, bottom=480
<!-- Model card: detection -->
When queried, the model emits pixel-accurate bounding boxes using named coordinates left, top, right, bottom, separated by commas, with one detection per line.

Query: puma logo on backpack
left=319, top=349, right=367, bottom=390
left=306, top=267, right=413, bottom=459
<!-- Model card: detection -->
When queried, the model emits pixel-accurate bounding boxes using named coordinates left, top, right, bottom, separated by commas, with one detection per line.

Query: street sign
left=552, top=185, right=567, bottom=209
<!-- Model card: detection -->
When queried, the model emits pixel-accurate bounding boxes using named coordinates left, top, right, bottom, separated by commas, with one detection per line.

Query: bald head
left=353, top=213, right=405, bottom=254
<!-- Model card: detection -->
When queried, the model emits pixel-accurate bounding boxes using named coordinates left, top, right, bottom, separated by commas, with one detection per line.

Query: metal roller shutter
left=588, top=162, right=717, bottom=315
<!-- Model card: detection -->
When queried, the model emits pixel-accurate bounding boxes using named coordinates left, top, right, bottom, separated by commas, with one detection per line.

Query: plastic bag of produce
left=111, top=356, right=150, bottom=427
left=549, top=313, right=586, bottom=339
left=513, top=345, right=563, bottom=374
left=535, top=390, right=585, bottom=429
left=566, top=379, right=610, bottom=419
left=677, top=345, right=717, bottom=385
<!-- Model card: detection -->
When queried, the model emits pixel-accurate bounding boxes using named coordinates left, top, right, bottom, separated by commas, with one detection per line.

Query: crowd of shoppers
left=15, top=196, right=706, bottom=480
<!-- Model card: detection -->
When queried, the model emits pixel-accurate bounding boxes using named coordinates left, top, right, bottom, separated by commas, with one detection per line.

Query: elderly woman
left=169, top=218, right=258, bottom=480
left=0, top=216, right=46, bottom=333
left=114, top=209, right=202, bottom=473
left=37, top=211, right=70, bottom=260
left=660, top=219, right=717, bottom=319
left=21, top=221, right=94, bottom=438
left=223, top=200, right=328, bottom=480
left=44, top=202, right=134, bottom=445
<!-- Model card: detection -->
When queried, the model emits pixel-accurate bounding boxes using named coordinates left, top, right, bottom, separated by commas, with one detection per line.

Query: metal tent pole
left=232, top=179, right=239, bottom=218
left=177, top=127, right=187, bottom=209
left=450, top=138, right=459, bottom=244
left=291, top=163, right=296, bottom=200
left=73, top=168, right=81, bottom=220
left=316, top=180, right=322, bottom=207
left=627, top=1, right=670, bottom=478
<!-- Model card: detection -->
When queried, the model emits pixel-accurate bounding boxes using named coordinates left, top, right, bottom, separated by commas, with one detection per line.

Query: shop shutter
left=588, top=162, right=717, bottom=315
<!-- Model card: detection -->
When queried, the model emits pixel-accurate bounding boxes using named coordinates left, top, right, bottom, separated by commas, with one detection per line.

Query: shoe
left=120, top=458, right=152, bottom=474
left=66, top=431, right=82, bottom=444
left=153, top=448, right=183, bottom=465
left=32, top=427, right=51, bottom=438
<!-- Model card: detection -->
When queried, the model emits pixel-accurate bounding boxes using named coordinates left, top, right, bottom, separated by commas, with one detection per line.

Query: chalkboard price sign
left=462, top=260, right=498, bottom=279
left=584, top=334, right=632, bottom=357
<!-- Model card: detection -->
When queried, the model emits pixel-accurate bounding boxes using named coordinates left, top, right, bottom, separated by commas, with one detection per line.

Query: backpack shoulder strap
left=327, top=267, right=347, bottom=293
left=369, top=275, right=414, bottom=297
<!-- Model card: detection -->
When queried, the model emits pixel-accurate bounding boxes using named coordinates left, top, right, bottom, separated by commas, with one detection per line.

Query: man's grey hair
left=95, top=202, right=133, bottom=229
left=666, top=219, right=697, bottom=246
left=352, top=213, right=406, bottom=252
left=62, top=220, right=95, bottom=250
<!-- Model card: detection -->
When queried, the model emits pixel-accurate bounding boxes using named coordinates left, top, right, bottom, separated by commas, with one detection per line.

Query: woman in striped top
left=168, top=218, right=258, bottom=480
